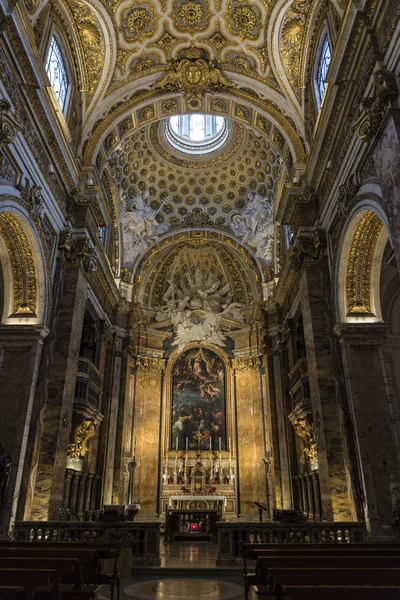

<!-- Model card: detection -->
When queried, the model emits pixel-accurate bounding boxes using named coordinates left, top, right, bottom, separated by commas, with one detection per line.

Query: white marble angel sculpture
left=119, top=189, right=168, bottom=267
left=231, top=192, right=274, bottom=266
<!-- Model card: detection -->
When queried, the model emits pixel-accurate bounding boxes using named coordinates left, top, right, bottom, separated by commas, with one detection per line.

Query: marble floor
left=97, top=542, right=245, bottom=600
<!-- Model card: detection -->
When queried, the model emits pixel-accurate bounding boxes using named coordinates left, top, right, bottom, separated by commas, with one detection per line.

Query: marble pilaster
left=133, top=359, right=164, bottom=515
left=335, top=323, right=399, bottom=536
left=234, top=359, right=268, bottom=516
left=30, top=265, right=88, bottom=520
left=300, top=264, right=352, bottom=520
left=272, top=353, right=292, bottom=508
left=0, top=325, right=48, bottom=533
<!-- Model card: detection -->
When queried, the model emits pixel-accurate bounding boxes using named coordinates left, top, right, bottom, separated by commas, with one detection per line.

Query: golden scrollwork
left=136, top=354, right=165, bottom=372
left=179, top=1, right=204, bottom=25
left=153, top=45, right=235, bottom=111
left=346, top=211, right=383, bottom=315
left=0, top=99, right=21, bottom=146
left=0, top=212, right=37, bottom=316
left=279, top=0, right=311, bottom=99
left=68, top=418, right=98, bottom=459
left=232, top=356, right=261, bottom=372
left=70, top=0, right=104, bottom=95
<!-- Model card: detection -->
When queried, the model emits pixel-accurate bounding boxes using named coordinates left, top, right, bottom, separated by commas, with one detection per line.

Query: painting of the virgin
left=171, top=348, right=226, bottom=451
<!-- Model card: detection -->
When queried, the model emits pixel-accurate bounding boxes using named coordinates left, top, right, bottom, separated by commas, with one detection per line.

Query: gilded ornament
left=235, top=104, right=250, bottom=121
left=134, top=56, right=155, bottom=72
left=153, top=45, right=235, bottom=112
left=0, top=212, right=37, bottom=316
left=120, top=4, right=156, bottom=43
left=279, top=0, right=311, bottom=99
left=161, top=99, right=178, bottom=113
left=200, top=25, right=230, bottom=56
left=256, top=115, right=270, bottom=133
left=0, top=99, right=21, bottom=146
left=136, top=354, right=165, bottom=372
left=346, top=211, right=383, bottom=315
left=17, top=177, right=43, bottom=220
left=225, top=0, right=261, bottom=40
left=68, top=419, right=98, bottom=459
left=352, top=67, right=398, bottom=143
left=140, top=105, right=155, bottom=122
left=149, top=24, right=186, bottom=60
left=70, top=0, right=104, bottom=95
left=58, top=230, right=97, bottom=273
left=231, top=55, right=252, bottom=70
left=211, top=98, right=228, bottom=113
left=232, top=356, right=261, bottom=372
left=293, top=417, right=318, bottom=466
left=179, top=1, right=204, bottom=25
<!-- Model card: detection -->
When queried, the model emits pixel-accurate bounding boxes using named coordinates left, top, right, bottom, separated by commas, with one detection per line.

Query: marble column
left=30, top=264, right=88, bottom=520
left=0, top=325, right=48, bottom=533
left=63, top=469, right=74, bottom=509
left=335, top=323, right=399, bottom=536
left=233, top=357, right=268, bottom=516
left=300, top=263, right=352, bottom=520
left=133, top=356, right=164, bottom=515
left=373, top=110, right=400, bottom=273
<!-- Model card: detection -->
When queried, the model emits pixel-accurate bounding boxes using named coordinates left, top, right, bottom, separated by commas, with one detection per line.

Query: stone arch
left=83, top=89, right=306, bottom=170
left=336, top=199, right=390, bottom=324
left=0, top=206, right=48, bottom=325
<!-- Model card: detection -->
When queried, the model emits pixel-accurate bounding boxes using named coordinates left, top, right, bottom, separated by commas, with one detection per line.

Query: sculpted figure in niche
left=119, top=189, right=168, bottom=267
left=231, top=192, right=274, bottom=265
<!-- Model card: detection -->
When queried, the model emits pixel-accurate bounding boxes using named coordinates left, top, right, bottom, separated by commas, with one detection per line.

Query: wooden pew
left=268, top=566, right=400, bottom=587
left=0, top=568, right=56, bottom=600
left=265, top=585, right=400, bottom=600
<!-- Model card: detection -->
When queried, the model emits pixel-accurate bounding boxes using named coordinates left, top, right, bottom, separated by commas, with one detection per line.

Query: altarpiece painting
left=171, top=348, right=226, bottom=451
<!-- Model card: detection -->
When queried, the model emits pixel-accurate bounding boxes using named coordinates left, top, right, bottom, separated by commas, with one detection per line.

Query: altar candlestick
left=184, top=437, right=188, bottom=475
left=219, top=437, right=222, bottom=475
left=209, top=438, right=213, bottom=479
left=229, top=437, right=232, bottom=470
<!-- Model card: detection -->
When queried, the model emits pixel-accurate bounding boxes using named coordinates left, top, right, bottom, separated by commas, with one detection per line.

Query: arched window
left=315, top=35, right=332, bottom=110
left=45, top=36, right=69, bottom=114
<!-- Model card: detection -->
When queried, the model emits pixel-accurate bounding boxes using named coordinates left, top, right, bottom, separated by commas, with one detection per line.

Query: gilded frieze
left=136, top=355, right=165, bottom=371
left=232, top=355, right=261, bottom=372
left=0, top=99, right=21, bottom=145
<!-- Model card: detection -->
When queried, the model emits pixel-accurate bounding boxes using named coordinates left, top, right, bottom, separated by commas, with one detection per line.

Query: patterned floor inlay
left=98, top=578, right=244, bottom=600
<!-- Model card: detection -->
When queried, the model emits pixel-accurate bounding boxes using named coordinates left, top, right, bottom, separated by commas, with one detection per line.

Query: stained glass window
left=45, top=36, right=69, bottom=113
left=316, top=36, right=332, bottom=109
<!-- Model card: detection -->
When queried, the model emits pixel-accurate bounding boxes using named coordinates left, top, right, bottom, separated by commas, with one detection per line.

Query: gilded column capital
left=0, top=99, right=21, bottom=145
left=58, top=230, right=97, bottom=273
left=276, top=323, right=291, bottom=349
left=232, top=355, right=261, bottom=373
left=16, top=177, right=43, bottom=220
left=291, top=230, right=323, bottom=272
left=136, top=354, right=165, bottom=372
left=352, top=67, right=398, bottom=144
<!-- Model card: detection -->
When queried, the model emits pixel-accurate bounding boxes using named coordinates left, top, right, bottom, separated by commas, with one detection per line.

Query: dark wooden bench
left=265, top=585, right=400, bottom=600
left=268, top=566, right=400, bottom=587
left=0, top=568, right=56, bottom=600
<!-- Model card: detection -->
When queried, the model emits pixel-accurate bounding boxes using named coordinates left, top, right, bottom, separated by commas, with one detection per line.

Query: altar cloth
left=168, top=495, right=227, bottom=507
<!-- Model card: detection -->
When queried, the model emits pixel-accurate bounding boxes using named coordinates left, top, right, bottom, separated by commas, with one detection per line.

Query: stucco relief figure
left=155, top=267, right=244, bottom=351
left=231, top=192, right=274, bottom=266
left=119, top=189, right=168, bottom=267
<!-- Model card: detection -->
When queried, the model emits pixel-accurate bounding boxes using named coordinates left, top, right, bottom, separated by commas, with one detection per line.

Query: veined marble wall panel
left=235, top=366, right=267, bottom=515
left=133, top=368, right=163, bottom=515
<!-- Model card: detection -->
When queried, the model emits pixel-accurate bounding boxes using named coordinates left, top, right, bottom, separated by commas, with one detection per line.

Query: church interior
left=0, top=0, right=400, bottom=596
